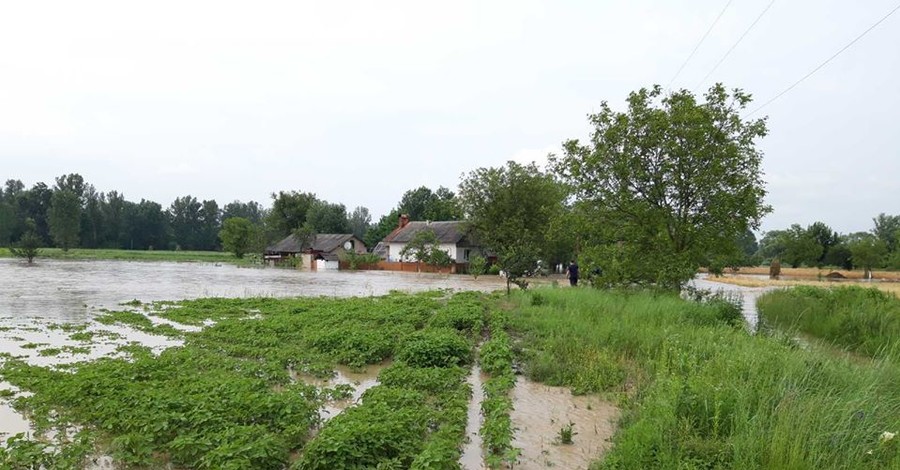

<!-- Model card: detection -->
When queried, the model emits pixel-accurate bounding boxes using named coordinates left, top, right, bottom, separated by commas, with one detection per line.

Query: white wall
left=315, top=259, right=340, bottom=271
left=389, top=242, right=463, bottom=262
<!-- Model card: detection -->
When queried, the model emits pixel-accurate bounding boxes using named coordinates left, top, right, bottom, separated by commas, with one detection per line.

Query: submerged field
left=0, top=287, right=898, bottom=469
left=0, top=247, right=251, bottom=265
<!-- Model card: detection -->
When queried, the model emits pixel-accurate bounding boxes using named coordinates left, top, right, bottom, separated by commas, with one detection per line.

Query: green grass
left=506, top=287, right=900, bottom=469
left=758, top=285, right=900, bottom=360
left=0, top=247, right=253, bottom=265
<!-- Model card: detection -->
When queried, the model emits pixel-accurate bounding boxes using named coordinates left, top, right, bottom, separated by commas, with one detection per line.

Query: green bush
left=397, top=329, right=472, bottom=368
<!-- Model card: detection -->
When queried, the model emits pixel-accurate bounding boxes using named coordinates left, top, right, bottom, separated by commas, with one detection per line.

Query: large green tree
left=267, top=191, right=318, bottom=237
left=551, top=84, right=770, bottom=288
left=306, top=201, right=350, bottom=234
left=872, top=213, right=900, bottom=253
left=398, top=186, right=462, bottom=221
left=219, top=217, right=256, bottom=258
left=849, top=234, right=888, bottom=279
left=781, top=224, right=823, bottom=268
left=348, top=206, right=371, bottom=241
left=364, top=209, right=401, bottom=250
left=169, top=196, right=202, bottom=250
left=458, top=161, right=566, bottom=294
left=48, top=189, right=82, bottom=251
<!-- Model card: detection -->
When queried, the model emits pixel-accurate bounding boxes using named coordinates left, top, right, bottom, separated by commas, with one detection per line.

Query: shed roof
left=267, top=233, right=363, bottom=254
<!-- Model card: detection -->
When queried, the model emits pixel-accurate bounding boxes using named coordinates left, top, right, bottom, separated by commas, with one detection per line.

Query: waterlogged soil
left=510, top=377, right=619, bottom=469
left=459, top=364, right=487, bottom=469
left=292, top=362, right=388, bottom=422
left=0, top=259, right=505, bottom=456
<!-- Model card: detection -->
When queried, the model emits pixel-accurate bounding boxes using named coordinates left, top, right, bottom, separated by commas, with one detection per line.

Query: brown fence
left=339, top=260, right=467, bottom=274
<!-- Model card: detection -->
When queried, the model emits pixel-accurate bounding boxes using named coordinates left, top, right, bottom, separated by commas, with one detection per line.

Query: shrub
left=397, top=329, right=472, bottom=368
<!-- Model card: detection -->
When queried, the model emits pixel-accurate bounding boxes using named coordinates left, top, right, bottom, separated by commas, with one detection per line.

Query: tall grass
left=508, top=288, right=900, bottom=469
left=757, top=285, right=900, bottom=359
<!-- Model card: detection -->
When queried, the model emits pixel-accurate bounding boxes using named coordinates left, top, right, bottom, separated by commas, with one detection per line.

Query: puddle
left=459, top=364, right=487, bottom=469
left=510, top=377, right=619, bottom=470
left=292, top=363, right=387, bottom=422
left=0, top=381, right=31, bottom=442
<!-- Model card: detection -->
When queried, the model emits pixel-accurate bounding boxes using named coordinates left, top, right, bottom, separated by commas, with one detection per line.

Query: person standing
left=566, top=260, right=579, bottom=286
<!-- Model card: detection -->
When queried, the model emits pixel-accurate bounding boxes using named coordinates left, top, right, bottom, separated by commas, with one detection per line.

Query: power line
left=666, top=0, right=736, bottom=90
left=694, top=0, right=776, bottom=92
left=747, top=2, right=900, bottom=117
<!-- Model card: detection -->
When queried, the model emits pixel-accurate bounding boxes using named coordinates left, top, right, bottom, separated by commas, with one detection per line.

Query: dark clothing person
left=567, top=261, right=579, bottom=286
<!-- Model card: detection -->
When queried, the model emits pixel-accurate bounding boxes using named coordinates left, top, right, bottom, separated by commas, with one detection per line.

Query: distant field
left=0, top=247, right=252, bottom=265
left=731, top=266, right=900, bottom=281
left=706, top=274, right=900, bottom=296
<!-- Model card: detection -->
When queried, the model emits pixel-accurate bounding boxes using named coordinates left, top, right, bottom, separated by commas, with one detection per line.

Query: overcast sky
left=1, top=0, right=897, bottom=234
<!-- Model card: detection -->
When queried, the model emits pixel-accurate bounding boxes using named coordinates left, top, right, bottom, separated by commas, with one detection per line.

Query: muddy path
left=510, top=377, right=619, bottom=469
left=459, top=364, right=487, bottom=469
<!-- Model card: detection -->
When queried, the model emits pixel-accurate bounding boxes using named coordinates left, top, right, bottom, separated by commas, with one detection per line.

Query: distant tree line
left=0, top=174, right=463, bottom=258
left=756, top=214, right=900, bottom=276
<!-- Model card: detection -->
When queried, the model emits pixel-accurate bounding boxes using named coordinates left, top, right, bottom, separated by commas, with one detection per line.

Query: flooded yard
left=0, top=259, right=507, bottom=447
left=0, top=258, right=507, bottom=322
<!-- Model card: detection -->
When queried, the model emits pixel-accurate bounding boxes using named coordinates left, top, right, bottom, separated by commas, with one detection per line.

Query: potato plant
left=0, top=291, right=483, bottom=469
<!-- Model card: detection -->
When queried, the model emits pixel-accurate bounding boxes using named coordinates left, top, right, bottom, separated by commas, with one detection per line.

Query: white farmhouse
left=382, top=215, right=482, bottom=263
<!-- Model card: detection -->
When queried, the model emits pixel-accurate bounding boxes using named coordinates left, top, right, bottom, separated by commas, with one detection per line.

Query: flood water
left=0, top=258, right=508, bottom=322
left=459, top=364, right=487, bottom=469
left=688, top=274, right=772, bottom=331
left=510, top=377, right=620, bottom=469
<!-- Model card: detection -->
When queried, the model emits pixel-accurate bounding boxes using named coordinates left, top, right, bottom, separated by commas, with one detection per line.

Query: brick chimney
left=398, top=214, right=410, bottom=229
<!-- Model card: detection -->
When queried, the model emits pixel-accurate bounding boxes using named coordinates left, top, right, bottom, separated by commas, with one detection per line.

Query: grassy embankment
left=757, top=285, right=900, bottom=361
left=0, top=291, right=486, bottom=469
left=0, top=247, right=251, bottom=265
left=507, top=287, right=900, bottom=469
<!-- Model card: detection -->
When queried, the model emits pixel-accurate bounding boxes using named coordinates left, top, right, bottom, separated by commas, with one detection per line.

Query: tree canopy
left=551, top=84, right=770, bottom=288
left=459, top=161, right=566, bottom=293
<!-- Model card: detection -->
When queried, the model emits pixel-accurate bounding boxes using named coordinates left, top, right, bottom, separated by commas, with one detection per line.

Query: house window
left=464, top=249, right=471, bottom=261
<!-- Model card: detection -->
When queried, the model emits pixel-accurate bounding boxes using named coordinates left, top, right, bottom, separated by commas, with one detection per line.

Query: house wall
left=456, top=246, right=483, bottom=262
left=315, top=259, right=340, bottom=271
left=388, top=242, right=462, bottom=262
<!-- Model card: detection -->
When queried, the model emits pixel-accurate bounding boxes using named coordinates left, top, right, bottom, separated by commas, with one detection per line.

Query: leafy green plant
left=556, top=422, right=577, bottom=445
left=397, top=329, right=472, bottom=368
left=468, top=255, right=487, bottom=279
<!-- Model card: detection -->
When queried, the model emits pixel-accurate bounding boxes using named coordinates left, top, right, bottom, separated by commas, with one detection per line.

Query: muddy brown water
left=459, top=364, right=487, bottom=469
left=510, top=377, right=620, bottom=469
left=291, top=363, right=388, bottom=422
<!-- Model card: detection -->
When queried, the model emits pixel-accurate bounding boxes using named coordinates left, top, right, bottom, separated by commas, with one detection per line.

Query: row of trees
left=1, top=171, right=466, bottom=260
left=0, top=174, right=268, bottom=253
left=757, top=214, right=900, bottom=275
